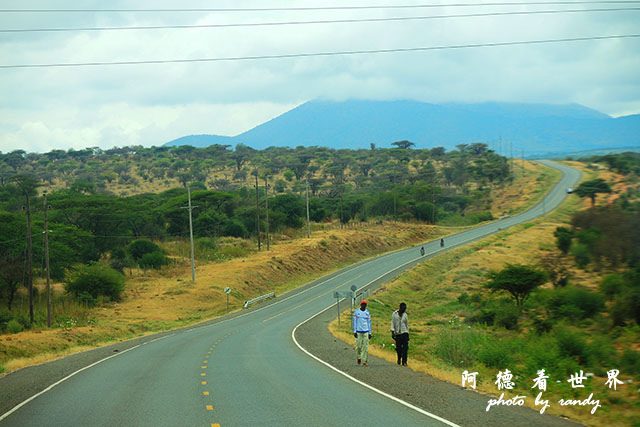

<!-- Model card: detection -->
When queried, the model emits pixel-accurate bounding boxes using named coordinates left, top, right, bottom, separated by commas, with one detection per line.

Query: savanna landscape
left=1, top=146, right=639, bottom=426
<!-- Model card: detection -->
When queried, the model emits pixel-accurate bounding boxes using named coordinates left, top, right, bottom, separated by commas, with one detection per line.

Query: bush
left=494, top=303, right=521, bottom=330
left=554, top=328, right=589, bottom=364
left=620, top=349, right=640, bottom=376
left=599, top=274, right=624, bottom=299
left=65, top=263, right=126, bottom=304
left=554, top=227, right=573, bottom=254
left=477, top=338, right=515, bottom=368
left=7, top=319, right=23, bottom=334
left=571, top=244, right=590, bottom=268
left=138, top=251, right=169, bottom=269
left=547, top=286, right=605, bottom=320
left=433, top=328, right=482, bottom=367
left=127, top=239, right=162, bottom=261
left=223, top=220, right=247, bottom=238
left=0, top=310, right=13, bottom=332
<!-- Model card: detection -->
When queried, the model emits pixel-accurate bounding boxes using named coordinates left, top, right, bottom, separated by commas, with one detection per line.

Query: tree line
left=0, top=142, right=513, bottom=322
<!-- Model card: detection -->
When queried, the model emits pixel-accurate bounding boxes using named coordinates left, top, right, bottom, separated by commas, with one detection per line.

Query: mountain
left=164, top=100, right=640, bottom=156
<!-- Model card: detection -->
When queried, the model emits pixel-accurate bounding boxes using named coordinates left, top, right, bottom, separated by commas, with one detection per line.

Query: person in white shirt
left=352, top=300, right=372, bottom=366
left=390, top=302, right=409, bottom=366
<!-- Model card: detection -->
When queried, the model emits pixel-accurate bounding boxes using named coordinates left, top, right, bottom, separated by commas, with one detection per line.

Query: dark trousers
left=394, top=333, right=409, bottom=364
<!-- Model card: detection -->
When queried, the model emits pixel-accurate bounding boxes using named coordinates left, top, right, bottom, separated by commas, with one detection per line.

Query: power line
left=1, top=34, right=638, bottom=70
left=3, top=7, right=638, bottom=33
left=2, top=1, right=640, bottom=13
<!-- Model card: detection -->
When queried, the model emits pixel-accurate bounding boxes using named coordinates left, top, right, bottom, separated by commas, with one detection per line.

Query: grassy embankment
left=0, top=160, right=549, bottom=375
left=330, top=161, right=640, bottom=427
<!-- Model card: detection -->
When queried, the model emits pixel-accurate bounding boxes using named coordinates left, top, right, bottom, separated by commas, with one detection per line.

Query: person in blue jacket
left=353, top=300, right=372, bottom=366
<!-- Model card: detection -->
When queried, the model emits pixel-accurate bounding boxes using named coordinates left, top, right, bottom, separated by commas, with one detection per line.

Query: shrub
left=127, top=239, right=162, bottom=261
left=478, top=338, right=515, bottom=368
left=65, top=263, right=126, bottom=304
left=7, top=319, right=23, bottom=334
left=547, top=287, right=605, bottom=320
left=223, top=220, right=247, bottom=238
left=494, top=303, right=521, bottom=330
left=571, top=244, right=590, bottom=268
left=0, top=310, right=13, bottom=332
left=138, top=251, right=169, bottom=269
left=599, top=274, right=624, bottom=299
left=554, top=227, right=573, bottom=254
left=532, top=317, right=554, bottom=335
left=620, top=349, right=640, bottom=376
left=433, top=328, right=482, bottom=367
left=523, top=335, right=562, bottom=377
left=554, top=328, right=589, bottom=364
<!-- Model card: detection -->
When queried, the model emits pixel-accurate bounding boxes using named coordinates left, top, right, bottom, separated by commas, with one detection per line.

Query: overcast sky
left=1, top=0, right=639, bottom=153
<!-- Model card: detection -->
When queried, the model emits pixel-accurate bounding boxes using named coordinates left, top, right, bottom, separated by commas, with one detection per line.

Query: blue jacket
left=352, top=308, right=372, bottom=334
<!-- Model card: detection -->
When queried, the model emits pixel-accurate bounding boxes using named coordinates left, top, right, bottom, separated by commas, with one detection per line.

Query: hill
left=165, top=100, right=640, bottom=156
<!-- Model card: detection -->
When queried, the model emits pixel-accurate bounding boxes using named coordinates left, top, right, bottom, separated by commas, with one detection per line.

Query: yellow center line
left=206, top=405, right=214, bottom=411
left=202, top=381, right=207, bottom=385
left=263, top=274, right=362, bottom=323
left=203, top=391, right=210, bottom=396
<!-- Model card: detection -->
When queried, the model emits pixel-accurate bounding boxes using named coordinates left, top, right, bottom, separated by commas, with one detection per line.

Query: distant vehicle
left=566, top=187, right=573, bottom=194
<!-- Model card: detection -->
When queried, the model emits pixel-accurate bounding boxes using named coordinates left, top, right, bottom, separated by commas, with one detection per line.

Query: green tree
left=574, top=178, right=612, bottom=207
left=485, top=264, right=548, bottom=306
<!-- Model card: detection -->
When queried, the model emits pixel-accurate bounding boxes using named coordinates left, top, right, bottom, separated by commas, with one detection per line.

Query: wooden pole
left=43, top=191, right=52, bottom=327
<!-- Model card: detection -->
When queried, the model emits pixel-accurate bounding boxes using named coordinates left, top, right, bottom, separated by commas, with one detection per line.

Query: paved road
left=0, top=161, right=581, bottom=427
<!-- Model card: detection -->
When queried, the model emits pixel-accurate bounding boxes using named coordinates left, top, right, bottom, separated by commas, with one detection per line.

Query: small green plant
left=7, top=319, right=23, bottom=334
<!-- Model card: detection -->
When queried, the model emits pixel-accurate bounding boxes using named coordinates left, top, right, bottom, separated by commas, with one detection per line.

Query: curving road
left=0, top=160, right=581, bottom=427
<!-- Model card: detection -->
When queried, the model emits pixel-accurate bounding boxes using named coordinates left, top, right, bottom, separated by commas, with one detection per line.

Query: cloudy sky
left=1, top=0, right=639, bottom=153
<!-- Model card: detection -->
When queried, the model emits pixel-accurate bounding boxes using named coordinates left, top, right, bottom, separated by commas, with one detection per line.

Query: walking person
left=420, top=246, right=425, bottom=256
left=353, top=300, right=372, bottom=366
left=390, top=302, right=409, bottom=366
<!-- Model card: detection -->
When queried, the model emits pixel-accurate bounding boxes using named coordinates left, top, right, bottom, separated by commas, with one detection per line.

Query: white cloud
left=0, top=0, right=638, bottom=152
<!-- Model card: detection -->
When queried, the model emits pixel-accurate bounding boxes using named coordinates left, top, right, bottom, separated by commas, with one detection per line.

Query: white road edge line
left=291, top=259, right=462, bottom=427
left=0, top=344, right=141, bottom=423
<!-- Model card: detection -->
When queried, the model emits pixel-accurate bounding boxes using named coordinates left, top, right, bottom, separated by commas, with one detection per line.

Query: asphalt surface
left=0, top=160, right=582, bottom=427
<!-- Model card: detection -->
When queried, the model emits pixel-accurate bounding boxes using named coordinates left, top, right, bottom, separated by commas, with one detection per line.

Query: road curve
left=0, top=161, right=581, bottom=427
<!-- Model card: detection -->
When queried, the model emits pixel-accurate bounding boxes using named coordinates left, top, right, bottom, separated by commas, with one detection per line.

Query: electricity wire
left=2, top=1, right=640, bottom=13
left=1, top=34, right=638, bottom=69
left=3, top=7, right=638, bottom=33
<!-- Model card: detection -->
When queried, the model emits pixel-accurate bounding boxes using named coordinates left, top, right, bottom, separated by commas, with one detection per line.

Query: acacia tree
left=574, top=178, right=612, bottom=207
left=485, top=264, right=547, bottom=306
left=391, top=140, right=415, bottom=149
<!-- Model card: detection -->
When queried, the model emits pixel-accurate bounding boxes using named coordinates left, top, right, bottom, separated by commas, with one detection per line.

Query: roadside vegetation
left=332, top=152, right=640, bottom=426
left=0, top=142, right=552, bottom=374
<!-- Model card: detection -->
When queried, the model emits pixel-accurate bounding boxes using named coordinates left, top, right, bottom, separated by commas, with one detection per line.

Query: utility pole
left=510, top=141, right=514, bottom=182
left=255, top=174, right=261, bottom=250
left=264, top=176, right=270, bottom=251
left=43, top=191, right=52, bottom=327
left=181, top=187, right=198, bottom=282
left=25, top=193, right=34, bottom=324
left=306, top=178, right=310, bottom=238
